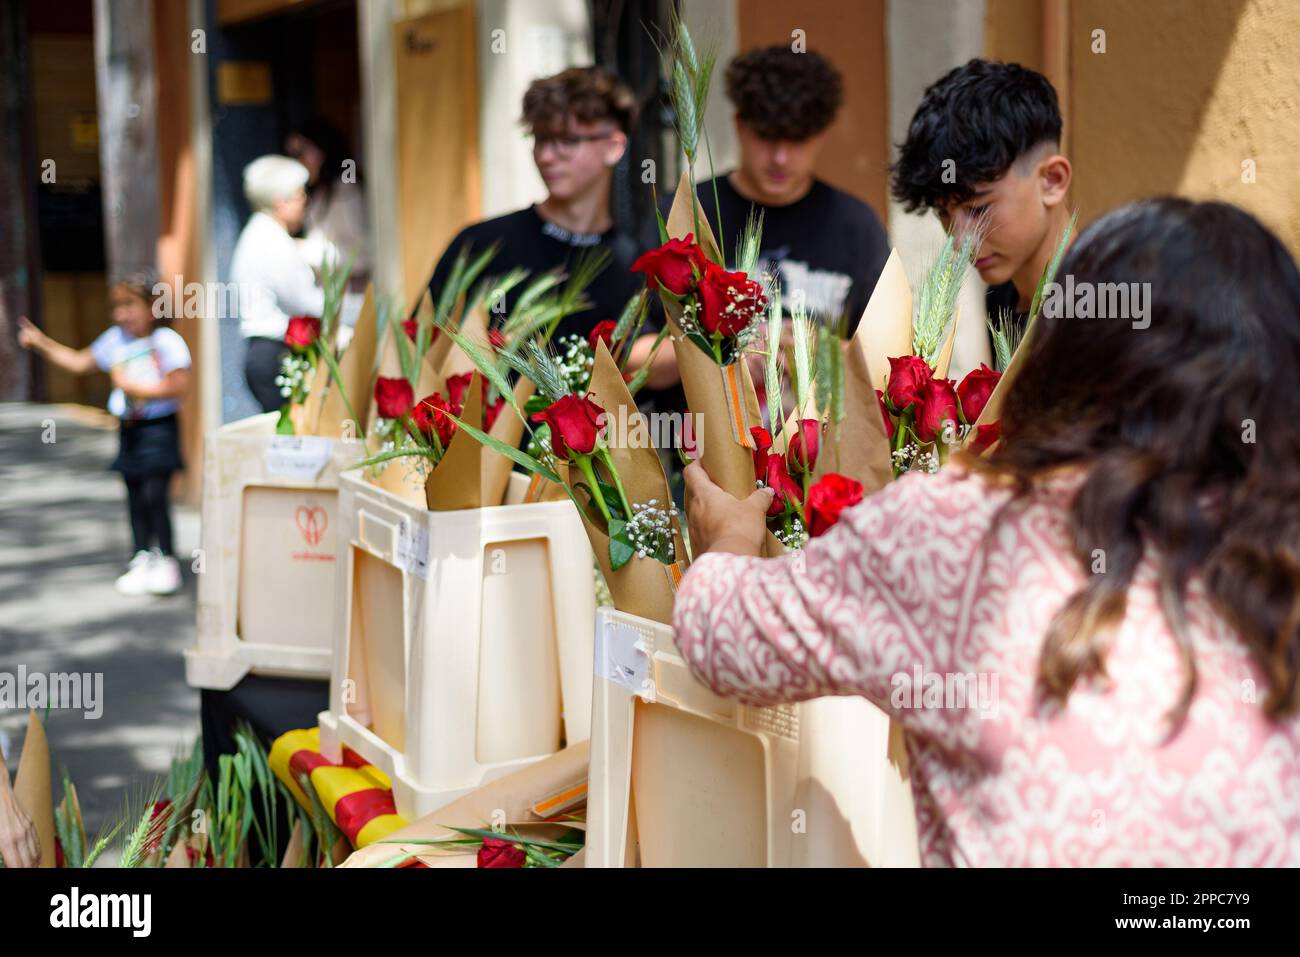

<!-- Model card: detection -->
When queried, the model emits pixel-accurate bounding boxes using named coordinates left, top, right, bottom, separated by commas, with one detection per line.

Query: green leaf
left=608, top=518, right=635, bottom=571
left=446, top=413, right=562, bottom=485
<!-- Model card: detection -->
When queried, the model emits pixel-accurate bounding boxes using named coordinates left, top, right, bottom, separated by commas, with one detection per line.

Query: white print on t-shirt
left=764, top=255, right=853, bottom=319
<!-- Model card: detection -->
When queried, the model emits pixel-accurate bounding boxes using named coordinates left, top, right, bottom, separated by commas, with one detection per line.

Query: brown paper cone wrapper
left=13, top=710, right=55, bottom=867
left=318, top=284, right=379, bottom=439
left=424, top=371, right=487, bottom=511
left=371, top=454, right=429, bottom=507
left=481, top=375, right=534, bottom=508
left=164, top=840, right=190, bottom=868
left=665, top=169, right=723, bottom=265
left=578, top=342, right=689, bottom=623
left=828, top=314, right=896, bottom=495
left=280, top=818, right=307, bottom=868
left=339, top=741, right=590, bottom=868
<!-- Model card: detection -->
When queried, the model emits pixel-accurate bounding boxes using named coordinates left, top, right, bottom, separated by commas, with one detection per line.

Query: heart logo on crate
left=296, top=506, right=328, bottom=546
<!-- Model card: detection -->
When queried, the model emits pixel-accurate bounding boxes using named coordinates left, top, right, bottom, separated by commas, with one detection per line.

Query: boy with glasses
left=422, top=66, right=643, bottom=340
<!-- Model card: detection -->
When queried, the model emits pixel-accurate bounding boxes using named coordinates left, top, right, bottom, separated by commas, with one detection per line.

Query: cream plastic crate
left=187, top=412, right=364, bottom=689
left=317, top=468, right=597, bottom=821
left=586, top=607, right=920, bottom=867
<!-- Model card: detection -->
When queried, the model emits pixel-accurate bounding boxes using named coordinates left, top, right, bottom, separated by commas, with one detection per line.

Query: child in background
left=18, top=270, right=191, bottom=596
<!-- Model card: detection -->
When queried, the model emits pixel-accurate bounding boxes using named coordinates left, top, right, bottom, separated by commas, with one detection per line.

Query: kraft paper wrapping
left=422, top=371, right=530, bottom=511
left=13, top=710, right=55, bottom=867
left=164, top=840, right=190, bottom=868
left=574, top=341, right=689, bottom=624
left=661, top=172, right=764, bottom=506
left=424, top=370, right=487, bottom=511
left=960, top=316, right=1025, bottom=453
left=339, top=740, right=591, bottom=868
left=317, top=284, right=379, bottom=439
left=280, top=819, right=306, bottom=868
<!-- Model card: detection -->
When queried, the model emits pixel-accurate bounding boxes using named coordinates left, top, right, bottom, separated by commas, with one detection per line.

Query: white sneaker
left=146, top=550, right=182, bottom=596
left=115, top=550, right=155, bottom=596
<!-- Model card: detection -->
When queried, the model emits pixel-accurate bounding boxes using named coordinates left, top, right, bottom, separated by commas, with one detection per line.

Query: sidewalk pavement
left=0, top=402, right=201, bottom=863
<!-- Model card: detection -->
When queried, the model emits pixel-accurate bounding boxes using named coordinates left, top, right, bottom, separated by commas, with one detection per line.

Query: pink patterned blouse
left=673, top=464, right=1300, bottom=866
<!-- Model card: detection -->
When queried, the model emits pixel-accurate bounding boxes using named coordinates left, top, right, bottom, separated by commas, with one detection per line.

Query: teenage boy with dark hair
left=423, top=65, right=643, bottom=339
left=890, top=58, right=1073, bottom=339
left=630, top=45, right=891, bottom=388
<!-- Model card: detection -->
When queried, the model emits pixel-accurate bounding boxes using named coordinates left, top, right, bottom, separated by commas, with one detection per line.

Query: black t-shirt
left=658, top=174, right=891, bottom=331
left=426, top=205, right=642, bottom=342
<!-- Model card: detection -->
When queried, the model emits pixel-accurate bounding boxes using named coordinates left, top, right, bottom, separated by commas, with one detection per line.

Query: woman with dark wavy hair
left=675, top=198, right=1300, bottom=866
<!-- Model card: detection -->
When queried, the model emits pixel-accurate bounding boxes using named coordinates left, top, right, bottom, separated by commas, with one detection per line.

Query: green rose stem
left=597, top=445, right=635, bottom=522
left=574, top=453, right=613, bottom=524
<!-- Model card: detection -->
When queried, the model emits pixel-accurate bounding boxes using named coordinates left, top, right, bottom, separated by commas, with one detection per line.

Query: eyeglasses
left=531, top=131, right=615, bottom=157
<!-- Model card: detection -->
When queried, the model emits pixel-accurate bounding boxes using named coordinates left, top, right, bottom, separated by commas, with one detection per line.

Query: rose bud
left=402, top=318, right=418, bottom=340
left=588, top=320, right=618, bottom=353
left=875, top=389, right=896, bottom=440
left=631, top=235, right=708, bottom=296
left=914, top=377, right=961, bottom=444
left=698, top=262, right=766, bottom=337
left=763, top=455, right=803, bottom=518
left=805, top=473, right=865, bottom=538
left=477, top=836, right=526, bottom=868
left=956, top=363, right=1001, bottom=424
left=488, top=328, right=506, bottom=350
left=968, top=421, right=1002, bottom=455
left=785, top=419, right=821, bottom=475
left=412, top=392, right=457, bottom=449
left=284, top=315, right=321, bottom=351
left=445, top=372, right=473, bottom=413
left=374, top=376, right=415, bottom=420
left=750, top=426, right=773, bottom=478
left=530, top=393, right=606, bottom=459
left=884, top=355, right=933, bottom=412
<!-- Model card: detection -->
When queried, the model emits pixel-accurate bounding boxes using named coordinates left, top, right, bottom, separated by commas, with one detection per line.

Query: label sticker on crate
left=264, top=436, right=334, bottom=480
left=395, top=519, right=431, bottom=580
left=596, top=620, right=654, bottom=701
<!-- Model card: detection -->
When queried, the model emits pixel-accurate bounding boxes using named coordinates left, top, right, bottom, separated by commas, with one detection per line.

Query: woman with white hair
left=232, top=154, right=326, bottom=412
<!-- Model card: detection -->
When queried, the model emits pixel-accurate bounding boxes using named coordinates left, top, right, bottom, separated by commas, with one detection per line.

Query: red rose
left=805, top=473, right=865, bottom=537
left=968, top=421, right=1002, bottom=455
left=530, top=393, right=606, bottom=459
left=403, top=318, right=439, bottom=345
left=914, top=377, right=961, bottom=444
left=445, top=372, right=473, bottom=413
left=488, top=328, right=506, bottom=350
left=631, top=235, right=707, bottom=296
left=875, top=389, right=896, bottom=440
left=750, top=426, right=773, bottom=478
left=884, top=355, right=932, bottom=412
left=412, top=392, right=457, bottom=449
left=374, top=377, right=414, bottom=420
left=697, top=262, right=765, bottom=337
left=284, top=315, right=321, bottom=350
left=956, top=363, right=1001, bottom=424
left=477, top=836, right=526, bottom=868
left=587, top=320, right=618, bottom=353
left=763, top=454, right=803, bottom=518
left=786, top=419, right=821, bottom=475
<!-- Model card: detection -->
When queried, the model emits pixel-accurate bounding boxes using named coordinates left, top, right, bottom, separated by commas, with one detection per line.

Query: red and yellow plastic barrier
left=269, top=727, right=408, bottom=849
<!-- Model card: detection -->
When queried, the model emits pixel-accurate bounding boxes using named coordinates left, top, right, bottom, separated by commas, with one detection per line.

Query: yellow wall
left=990, top=0, right=1300, bottom=255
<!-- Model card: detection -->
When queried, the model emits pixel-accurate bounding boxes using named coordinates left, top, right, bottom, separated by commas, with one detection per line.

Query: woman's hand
left=683, top=460, right=773, bottom=558
left=0, top=780, right=40, bottom=868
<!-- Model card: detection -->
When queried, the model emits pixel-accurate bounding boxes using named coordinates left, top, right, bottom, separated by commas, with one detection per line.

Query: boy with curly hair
left=633, top=45, right=891, bottom=390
